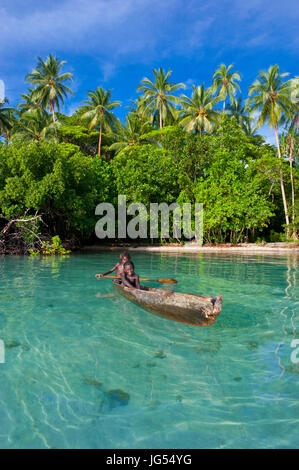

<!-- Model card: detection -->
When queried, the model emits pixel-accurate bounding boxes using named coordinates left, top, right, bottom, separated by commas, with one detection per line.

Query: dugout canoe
left=113, top=281, right=223, bottom=326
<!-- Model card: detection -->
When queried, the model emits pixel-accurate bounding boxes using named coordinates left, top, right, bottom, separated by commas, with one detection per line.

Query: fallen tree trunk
left=0, top=213, right=44, bottom=255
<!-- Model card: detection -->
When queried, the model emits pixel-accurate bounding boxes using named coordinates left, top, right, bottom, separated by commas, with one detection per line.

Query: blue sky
left=1, top=0, right=298, bottom=141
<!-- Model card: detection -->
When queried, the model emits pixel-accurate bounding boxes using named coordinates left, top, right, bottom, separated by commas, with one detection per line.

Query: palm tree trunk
left=159, top=104, right=162, bottom=129
left=223, top=100, right=226, bottom=113
left=289, top=137, right=297, bottom=240
left=50, top=100, right=55, bottom=122
left=274, top=125, right=290, bottom=238
left=98, top=123, right=102, bottom=157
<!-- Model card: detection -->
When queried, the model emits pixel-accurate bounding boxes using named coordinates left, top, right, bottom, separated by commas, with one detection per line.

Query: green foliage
left=29, top=235, right=71, bottom=256
left=162, top=117, right=278, bottom=242
left=0, top=99, right=15, bottom=137
left=194, top=119, right=276, bottom=242
left=12, top=108, right=60, bottom=143
left=269, top=230, right=286, bottom=242
left=41, top=235, right=71, bottom=255
left=109, top=113, right=152, bottom=155
left=107, top=118, right=283, bottom=243
left=112, top=144, right=180, bottom=205
left=0, top=141, right=115, bottom=241
left=57, top=124, right=100, bottom=155
left=1, top=58, right=298, bottom=247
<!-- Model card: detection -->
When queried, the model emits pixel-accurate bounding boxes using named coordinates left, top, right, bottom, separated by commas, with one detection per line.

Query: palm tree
left=227, top=96, right=251, bottom=126
left=12, top=109, right=60, bottom=143
left=283, top=76, right=299, bottom=131
left=279, top=77, right=299, bottom=240
left=0, top=98, right=14, bottom=141
left=212, top=63, right=241, bottom=112
left=280, top=131, right=298, bottom=240
left=180, top=84, right=220, bottom=135
left=242, top=119, right=258, bottom=137
left=25, top=54, right=74, bottom=122
left=109, top=113, right=151, bottom=155
left=81, top=87, right=120, bottom=157
left=17, top=88, right=41, bottom=114
left=289, top=77, right=299, bottom=127
left=246, top=65, right=294, bottom=238
left=137, top=68, right=185, bottom=129
left=127, top=97, right=150, bottom=124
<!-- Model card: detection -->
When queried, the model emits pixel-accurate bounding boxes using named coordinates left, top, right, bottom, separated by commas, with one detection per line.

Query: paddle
left=95, top=274, right=178, bottom=284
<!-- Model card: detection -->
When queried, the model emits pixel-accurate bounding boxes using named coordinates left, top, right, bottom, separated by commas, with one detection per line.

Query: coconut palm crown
left=212, top=63, right=241, bottom=112
left=180, top=84, right=220, bottom=135
left=137, top=68, right=185, bottom=129
left=25, top=54, right=74, bottom=121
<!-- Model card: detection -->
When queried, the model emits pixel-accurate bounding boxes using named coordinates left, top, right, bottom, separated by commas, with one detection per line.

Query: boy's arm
left=96, top=263, right=120, bottom=278
left=135, top=275, right=141, bottom=290
left=121, top=273, right=134, bottom=288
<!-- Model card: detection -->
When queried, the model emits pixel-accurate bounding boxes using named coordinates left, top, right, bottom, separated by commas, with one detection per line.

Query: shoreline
left=82, top=242, right=299, bottom=255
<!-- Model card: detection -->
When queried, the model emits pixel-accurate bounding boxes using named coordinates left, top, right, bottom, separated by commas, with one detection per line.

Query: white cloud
left=185, top=78, right=196, bottom=89
left=0, top=0, right=180, bottom=57
left=0, top=0, right=136, bottom=53
left=0, top=0, right=298, bottom=63
left=1, top=0, right=298, bottom=108
left=100, top=63, right=117, bottom=82
left=259, top=125, right=276, bottom=146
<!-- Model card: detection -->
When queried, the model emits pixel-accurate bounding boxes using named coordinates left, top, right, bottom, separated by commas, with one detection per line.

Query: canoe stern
left=113, top=281, right=223, bottom=327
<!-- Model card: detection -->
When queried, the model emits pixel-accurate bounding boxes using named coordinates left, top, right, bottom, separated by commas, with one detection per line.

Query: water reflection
left=275, top=256, right=298, bottom=378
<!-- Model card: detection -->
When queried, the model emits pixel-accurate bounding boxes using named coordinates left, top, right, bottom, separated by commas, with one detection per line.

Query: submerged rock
left=148, top=399, right=161, bottom=409
left=285, top=364, right=299, bottom=375
left=83, top=377, right=103, bottom=387
left=107, top=389, right=130, bottom=407
left=233, top=376, right=242, bottom=381
left=246, top=340, right=259, bottom=351
left=146, top=361, right=157, bottom=367
left=5, top=340, right=21, bottom=349
left=194, top=341, right=221, bottom=355
left=159, top=374, right=167, bottom=380
left=154, top=350, right=167, bottom=359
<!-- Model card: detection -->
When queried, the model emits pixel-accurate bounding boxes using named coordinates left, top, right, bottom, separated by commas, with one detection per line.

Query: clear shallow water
left=0, top=252, right=298, bottom=449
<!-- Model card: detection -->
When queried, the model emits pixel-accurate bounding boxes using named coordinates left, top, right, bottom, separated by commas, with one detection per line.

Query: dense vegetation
left=0, top=55, right=298, bottom=253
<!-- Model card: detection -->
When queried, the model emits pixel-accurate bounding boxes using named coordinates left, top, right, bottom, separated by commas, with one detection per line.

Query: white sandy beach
left=83, top=242, right=299, bottom=255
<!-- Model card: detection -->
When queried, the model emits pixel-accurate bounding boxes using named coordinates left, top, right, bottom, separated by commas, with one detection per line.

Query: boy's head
left=124, top=260, right=134, bottom=276
left=120, top=250, right=130, bottom=263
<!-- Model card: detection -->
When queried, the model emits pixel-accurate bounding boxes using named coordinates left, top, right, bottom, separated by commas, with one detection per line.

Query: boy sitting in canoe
left=96, top=251, right=131, bottom=279
left=121, top=261, right=141, bottom=289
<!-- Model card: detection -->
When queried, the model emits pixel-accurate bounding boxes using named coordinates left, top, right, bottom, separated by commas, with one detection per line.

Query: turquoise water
left=0, top=252, right=298, bottom=449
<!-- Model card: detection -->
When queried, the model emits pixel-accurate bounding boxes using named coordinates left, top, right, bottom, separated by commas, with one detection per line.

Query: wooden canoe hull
left=113, top=281, right=223, bottom=326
